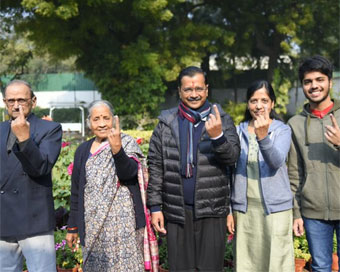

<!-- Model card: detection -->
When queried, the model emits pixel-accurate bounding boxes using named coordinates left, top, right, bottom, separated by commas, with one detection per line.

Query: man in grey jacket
left=288, top=56, right=340, bottom=272
left=147, top=66, right=240, bottom=271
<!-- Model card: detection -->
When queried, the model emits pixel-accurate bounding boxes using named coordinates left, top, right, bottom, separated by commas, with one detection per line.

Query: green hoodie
left=288, top=99, right=340, bottom=220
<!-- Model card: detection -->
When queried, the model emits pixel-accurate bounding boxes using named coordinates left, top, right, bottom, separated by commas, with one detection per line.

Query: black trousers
left=166, top=208, right=227, bottom=272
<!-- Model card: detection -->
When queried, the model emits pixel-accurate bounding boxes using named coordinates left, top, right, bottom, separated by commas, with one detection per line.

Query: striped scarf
left=178, top=101, right=211, bottom=177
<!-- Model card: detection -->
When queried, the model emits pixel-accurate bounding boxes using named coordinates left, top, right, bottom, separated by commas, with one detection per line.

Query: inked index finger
left=114, top=115, right=120, bottom=132
left=330, top=114, right=339, bottom=129
left=18, top=105, right=25, bottom=119
left=213, top=104, right=221, bottom=121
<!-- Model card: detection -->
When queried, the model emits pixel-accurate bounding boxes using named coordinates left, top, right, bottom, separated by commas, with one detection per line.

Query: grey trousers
left=0, top=230, right=57, bottom=272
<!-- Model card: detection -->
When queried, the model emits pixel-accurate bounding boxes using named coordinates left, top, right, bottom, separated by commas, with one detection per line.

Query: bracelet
left=67, top=227, right=78, bottom=231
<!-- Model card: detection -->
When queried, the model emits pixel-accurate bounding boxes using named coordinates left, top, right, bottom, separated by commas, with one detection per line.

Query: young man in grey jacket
left=288, top=55, right=340, bottom=272
left=147, top=66, right=240, bottom=271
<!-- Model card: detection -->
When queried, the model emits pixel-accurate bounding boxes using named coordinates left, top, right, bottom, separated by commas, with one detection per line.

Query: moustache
left=187, top=97, right=201, bottom=102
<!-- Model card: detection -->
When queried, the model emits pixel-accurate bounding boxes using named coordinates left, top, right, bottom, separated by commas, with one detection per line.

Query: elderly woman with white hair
left=66, top=100, right=155, bottom=271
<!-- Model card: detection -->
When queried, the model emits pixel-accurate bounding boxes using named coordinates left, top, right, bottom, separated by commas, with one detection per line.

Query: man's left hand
left=325, top=114, right=340, bottom=146
left=206, top=105, right=222, bottom=138
left=11, top=105, right=30, bottom=142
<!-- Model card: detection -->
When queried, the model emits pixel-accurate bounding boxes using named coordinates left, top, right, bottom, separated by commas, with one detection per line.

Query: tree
left=0, top=0, right=237, bottom=116
left=0, top=7, right=76, bottom=93
left=1, top=0, right=338, bottom=117
left=189, top=0, right=339, bottom=114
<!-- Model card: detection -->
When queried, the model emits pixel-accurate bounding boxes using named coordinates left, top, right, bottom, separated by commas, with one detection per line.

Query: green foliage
left=0, top=15, right=76, bottom=92
left=54, top=227, right=82, bottom=269
left=32, top=106, right=49, bottom=118
left=158, top=236, right=169, bottom=270
left=222, top=101, right=247, bottom=126
left=224, top=234, right=234, bottom=271
left=271, top=68, right=291, bottom=115
left=52, top=108, right=84, bottom=123
left=123, top=129, right=153, bottom=157
left=120, top=115, right=158, bottom=130
left=294, top=234, right=311, bottom=261
left=0, top=108, right=8, bottom=122
left=123, top=130, right=153, bottom=143
left=334, top=233, right=338, bottom=253
left=32, top=107, right=84, bottom=122
left=53, top=141, right=77, bottom=211
left=1, top=0, right=338, bottom=117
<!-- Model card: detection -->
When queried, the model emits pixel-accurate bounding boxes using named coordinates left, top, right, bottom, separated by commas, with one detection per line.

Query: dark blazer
left=0, top=113, right=62, bottom=238
left=67, top=137, right=145, bottom=246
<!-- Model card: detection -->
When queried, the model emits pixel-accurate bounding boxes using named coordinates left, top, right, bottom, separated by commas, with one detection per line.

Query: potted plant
left=55, top=226, right=82, bottom=272
left=294, top=234, right=311, bottom=272
left=332, top=233, right=339, bottom=272
left=158, top=236, right=169, bottom=272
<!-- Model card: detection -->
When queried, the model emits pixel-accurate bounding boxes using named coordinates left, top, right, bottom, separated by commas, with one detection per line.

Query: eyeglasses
left=4, top=98, right=32, bottom=106
left=181, top=87, right=207, bottom=94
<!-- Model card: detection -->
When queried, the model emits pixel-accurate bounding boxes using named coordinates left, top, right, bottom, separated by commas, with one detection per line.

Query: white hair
left=86, top=100, right=114, bottom=129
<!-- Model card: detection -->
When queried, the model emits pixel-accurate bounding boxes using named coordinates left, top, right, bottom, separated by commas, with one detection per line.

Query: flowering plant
left=53, top=140, right=77, bottom=211
left=294, top=234, right=311, bottom=261
left=55, top=226, right=82, bottom=269
left=224, top=233, right=234, bottom=271
left=123, top=130, right=152, bottom=156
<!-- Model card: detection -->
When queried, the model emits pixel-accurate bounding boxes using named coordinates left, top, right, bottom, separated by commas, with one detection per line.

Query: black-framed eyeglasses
left=181, top=87, right=207, bottom=94
left=4, top=98, right=32, bottom=106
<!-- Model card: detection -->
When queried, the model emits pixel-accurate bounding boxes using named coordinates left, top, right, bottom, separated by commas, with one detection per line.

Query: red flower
left=67, top=162, right=74, bottom=176
left=62, top=142, right=70, bottom=148
left=136, top=137, right=143, bottom=145
left=227, top=234, right=234, bottom=243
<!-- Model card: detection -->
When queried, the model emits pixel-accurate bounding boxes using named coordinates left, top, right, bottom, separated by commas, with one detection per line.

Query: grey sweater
left=231, top=119, right=293, bottom=214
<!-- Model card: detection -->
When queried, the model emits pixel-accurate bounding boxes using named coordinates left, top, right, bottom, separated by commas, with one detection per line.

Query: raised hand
left=325, top=114, right=340, bottom=147
left=11, top=105, right=30, bottom=142
left=254, top=106, right=270, bottom=140
left=108, top=115, right=122, bottom=154
left=205, top=104, right=223, bottom=138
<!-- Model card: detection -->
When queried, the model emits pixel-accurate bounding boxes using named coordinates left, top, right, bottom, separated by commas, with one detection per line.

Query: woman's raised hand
left=254, top=106, right=270, bottom=140
left=108, top=115, right=122, bottom=154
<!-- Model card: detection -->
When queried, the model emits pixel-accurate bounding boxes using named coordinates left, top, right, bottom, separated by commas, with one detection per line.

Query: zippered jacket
left=231, top=119, right=293, bottom=214
left=147, top=104, right=240, bottom=224
left=288, top=99, right=340, bottom=220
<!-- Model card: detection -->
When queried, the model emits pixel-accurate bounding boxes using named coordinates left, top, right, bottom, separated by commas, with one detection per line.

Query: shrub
left=123, top=130, right=153, bottom=157
left=53, top=140, right=77, bottom=211
left=222, top=101, right=247, bottom=126
left=32, top=107, right=50, bottom=118
left=294, top=234, right=311, bottom=261
left=158, top=236, right=169, bottom=270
